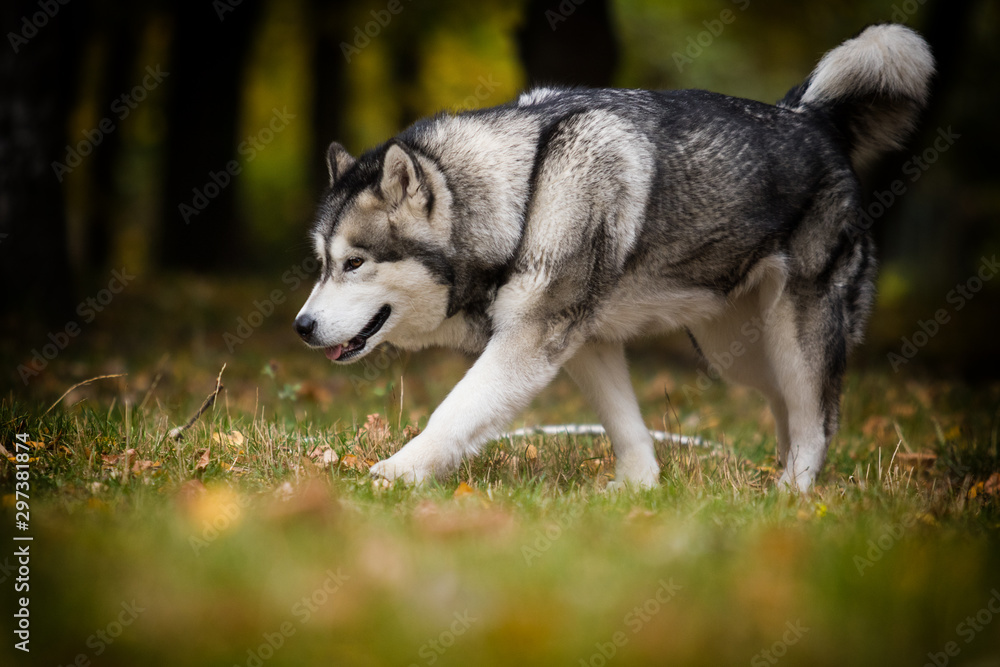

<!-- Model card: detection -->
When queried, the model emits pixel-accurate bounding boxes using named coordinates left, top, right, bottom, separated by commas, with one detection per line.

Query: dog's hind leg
left=564, top=342, right=660, bottom=489
left=689, top=262, right=838, bottom=491
left=760, top=292, right=841, bottom=491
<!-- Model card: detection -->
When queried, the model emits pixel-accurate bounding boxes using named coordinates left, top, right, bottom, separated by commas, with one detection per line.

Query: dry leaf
left=307, top=444, right=339, bottom=468
left=212, top=430, right=245, bottom=450
left=360, top=413, right=391, bottom=445
left=984, top=472, right=1000, bottom=496
left=195, top=448, right=211, bottom=471
left=524, top=444, right=538, bottom=461
left=340, top=454, right=370, bottom=472
left=453, top=482, right=477, bottom=499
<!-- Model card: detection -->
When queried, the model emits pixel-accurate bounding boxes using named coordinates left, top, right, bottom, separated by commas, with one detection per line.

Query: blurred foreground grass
left=2, top=275, right=999, bottom=666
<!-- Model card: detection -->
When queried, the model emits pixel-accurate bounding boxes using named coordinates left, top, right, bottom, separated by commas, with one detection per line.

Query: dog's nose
left=294, top=314, right=316, bottom=340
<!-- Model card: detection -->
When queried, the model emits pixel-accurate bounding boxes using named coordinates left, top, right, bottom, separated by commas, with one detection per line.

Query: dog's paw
left=607, top=461, right=660, bottom=492
left=777, top=468, right=816, bottom=493
left=368, top=456, right=431, bottom=485
left=369, top=438, right=453, bottom=485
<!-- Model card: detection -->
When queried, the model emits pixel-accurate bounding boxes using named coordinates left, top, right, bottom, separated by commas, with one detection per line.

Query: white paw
left=777, top=467, right=816, bottom=492
left=368, top=435, right=455, bottom=485
left=607, top=462, right=660, bottom=492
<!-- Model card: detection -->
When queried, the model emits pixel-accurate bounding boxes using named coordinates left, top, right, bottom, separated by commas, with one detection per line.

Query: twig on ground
left=168, top=364, right=226, bottom=441
left=42, top=374, right=127, bottom=417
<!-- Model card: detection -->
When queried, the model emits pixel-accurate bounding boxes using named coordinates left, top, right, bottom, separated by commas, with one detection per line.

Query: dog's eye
left=344, top=257, right=364, bottom=272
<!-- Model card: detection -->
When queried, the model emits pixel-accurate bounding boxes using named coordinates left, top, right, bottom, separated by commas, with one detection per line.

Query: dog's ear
left=326, top=142, right=355, bottom=186
left=380, top=142, right=429, bottom=213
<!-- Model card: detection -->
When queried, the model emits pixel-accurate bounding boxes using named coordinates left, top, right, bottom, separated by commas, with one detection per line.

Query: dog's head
left=294, top=140, right=454, bottom=363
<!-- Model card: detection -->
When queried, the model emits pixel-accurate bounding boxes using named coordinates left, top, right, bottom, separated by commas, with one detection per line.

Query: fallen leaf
left=360, top=413, right=391, bottom=446
left=340, top=454, right=370, bottom=472
left=307, top=444, right=339, bottom=468
left=195, top=448, right=211, bottom=471
left=984, top=472, right=1000, bottom=496
left=453, top=482, right=478, bottom=499
left=212, top=430, right=245, bottom=450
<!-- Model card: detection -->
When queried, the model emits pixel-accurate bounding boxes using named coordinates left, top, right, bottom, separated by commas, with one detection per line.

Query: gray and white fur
left=294, top=24, right=934, bottom=490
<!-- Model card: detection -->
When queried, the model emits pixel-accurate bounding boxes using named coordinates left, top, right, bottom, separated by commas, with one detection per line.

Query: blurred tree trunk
left=158, top=0, right=263, bottom=271
left=78, top=9, right=144, bottom=274
left=308, top=0, right=350, bottom=194
left=517, top=0, right=619, bottom=88
left=0, top=0, right=86, bottom=325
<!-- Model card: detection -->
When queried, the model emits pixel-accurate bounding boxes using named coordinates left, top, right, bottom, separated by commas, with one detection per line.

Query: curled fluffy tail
left=778, top=24, right=935, bottom=171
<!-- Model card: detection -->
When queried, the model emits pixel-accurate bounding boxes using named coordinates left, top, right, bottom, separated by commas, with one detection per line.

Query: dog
left=294, top=24, right=934, bottom=490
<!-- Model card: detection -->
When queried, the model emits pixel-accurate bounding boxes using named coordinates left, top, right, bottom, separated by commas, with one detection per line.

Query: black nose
left=294, top=314, right=316, bottom=340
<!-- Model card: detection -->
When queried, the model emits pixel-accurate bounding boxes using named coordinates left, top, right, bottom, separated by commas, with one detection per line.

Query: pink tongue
left=325, top=344, right=344, bottom=361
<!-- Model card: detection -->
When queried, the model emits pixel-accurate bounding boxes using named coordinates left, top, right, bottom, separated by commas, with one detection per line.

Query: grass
left=2, top=275, right=1000, bottom=666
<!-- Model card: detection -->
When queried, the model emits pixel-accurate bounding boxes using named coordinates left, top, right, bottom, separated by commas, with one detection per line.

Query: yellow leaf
left=453, top=482, right=477, bottom=499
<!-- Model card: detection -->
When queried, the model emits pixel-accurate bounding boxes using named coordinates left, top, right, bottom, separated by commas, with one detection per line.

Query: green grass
left=2, top=276, right=1000, bottom=666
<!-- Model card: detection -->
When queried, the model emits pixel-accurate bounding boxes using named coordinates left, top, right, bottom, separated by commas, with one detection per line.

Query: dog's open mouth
left=325, top=305, right=391, bottom=362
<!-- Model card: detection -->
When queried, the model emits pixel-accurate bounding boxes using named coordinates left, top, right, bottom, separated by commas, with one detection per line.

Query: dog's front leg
left=370, top=325, right=578, bottom=484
